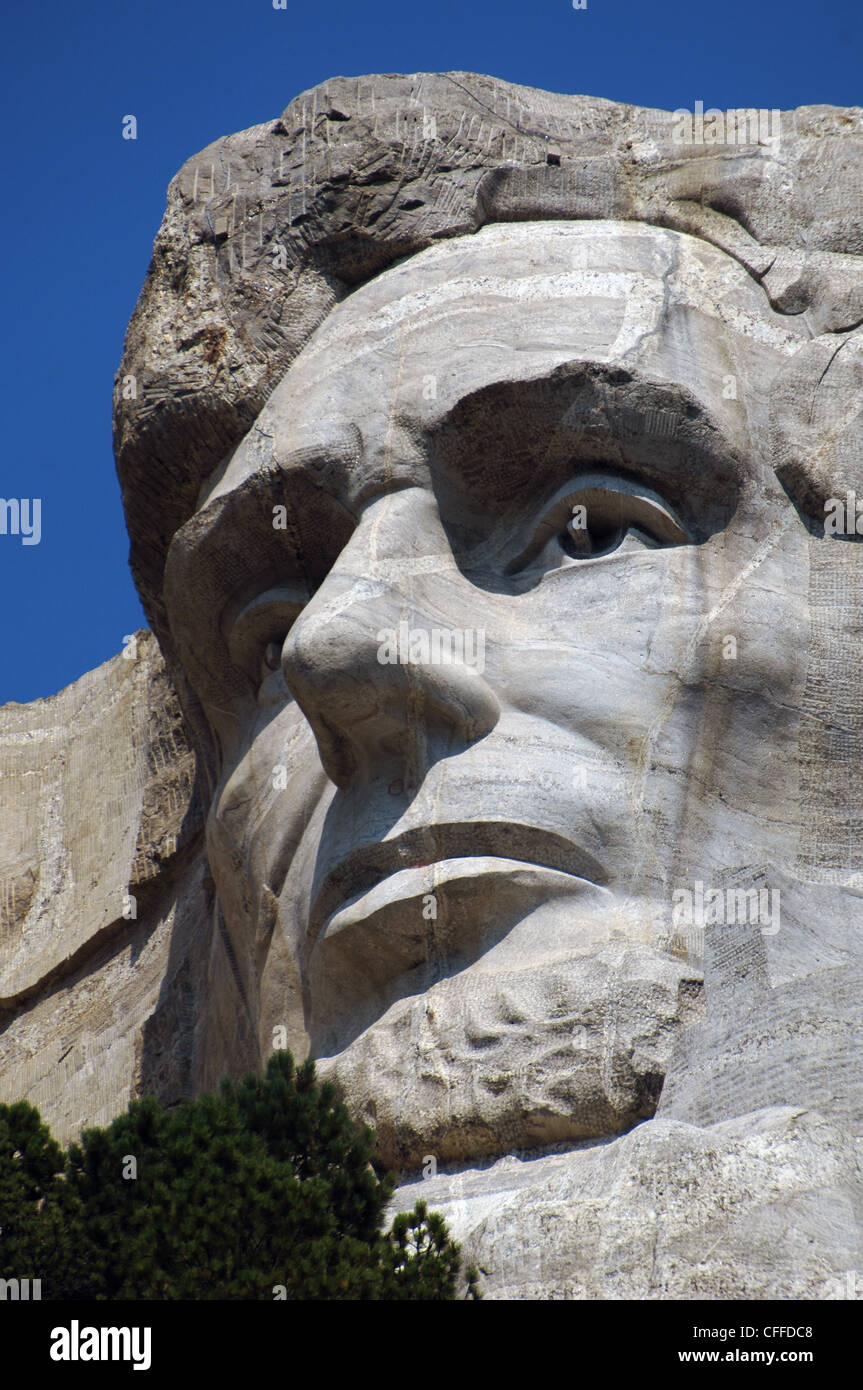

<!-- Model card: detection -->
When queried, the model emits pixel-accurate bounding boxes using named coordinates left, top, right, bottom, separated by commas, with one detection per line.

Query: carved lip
left=307, top=821, right=608, bottom=947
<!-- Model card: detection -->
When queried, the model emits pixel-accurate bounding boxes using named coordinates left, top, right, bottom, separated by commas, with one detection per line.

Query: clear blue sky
left=1, top=0, right=859, bottom=703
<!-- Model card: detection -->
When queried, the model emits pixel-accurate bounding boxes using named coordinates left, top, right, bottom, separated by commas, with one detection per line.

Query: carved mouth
left=308, top=821, right=608, bottom=947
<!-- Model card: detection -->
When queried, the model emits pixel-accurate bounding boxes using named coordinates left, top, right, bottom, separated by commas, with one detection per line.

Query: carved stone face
left=165, top=220, right=814, bottom=1166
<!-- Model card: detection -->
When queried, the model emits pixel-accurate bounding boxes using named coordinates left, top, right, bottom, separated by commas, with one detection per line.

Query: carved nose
left=280, top=487, right=500, bottom=789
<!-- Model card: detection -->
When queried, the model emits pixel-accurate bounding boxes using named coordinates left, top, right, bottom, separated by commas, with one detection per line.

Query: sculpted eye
left=263, top=640, right=284, bottom=673
left=226, top=585, right=308, bottom=693
left=508, top=472, right=691, bottom=574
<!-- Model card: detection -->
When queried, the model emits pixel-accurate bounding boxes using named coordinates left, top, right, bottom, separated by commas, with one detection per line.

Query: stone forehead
left=292, top=220, right=797, bottom=368
left=205, top=220, right=803, bottom=510
left=114, top=71, right=863, bottom=649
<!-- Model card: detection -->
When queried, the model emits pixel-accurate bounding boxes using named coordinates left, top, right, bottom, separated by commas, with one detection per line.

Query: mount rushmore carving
left=2, top=72, right=862, bottom=1298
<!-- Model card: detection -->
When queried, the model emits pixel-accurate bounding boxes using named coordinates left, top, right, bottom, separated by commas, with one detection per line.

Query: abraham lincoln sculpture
left=2, top=73, right=862, bottom=1298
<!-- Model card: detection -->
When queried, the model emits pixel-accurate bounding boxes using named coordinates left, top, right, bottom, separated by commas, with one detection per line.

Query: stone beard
left=165, top=218, right=831, bottom=1169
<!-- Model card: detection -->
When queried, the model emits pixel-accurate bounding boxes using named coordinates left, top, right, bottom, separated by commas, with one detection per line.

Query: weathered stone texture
left=0, top=632, right=208, bottom=1142
left=393, top=1106, right=863, bottom=1299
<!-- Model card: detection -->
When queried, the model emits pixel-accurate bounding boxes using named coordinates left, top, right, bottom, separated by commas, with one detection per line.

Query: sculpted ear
left=769, top=332, right=863, bottom=525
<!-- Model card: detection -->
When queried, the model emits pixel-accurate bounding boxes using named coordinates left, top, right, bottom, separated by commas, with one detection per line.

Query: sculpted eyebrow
left=167, top=471, right=301, bottom=617
left=427, top=369, right=743, bottom=541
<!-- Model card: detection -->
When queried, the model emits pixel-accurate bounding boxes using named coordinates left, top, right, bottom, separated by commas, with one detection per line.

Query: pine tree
left=0, top=1100, right=95, bottom=1299
left=0, top=1052, right=481, bottom=1300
